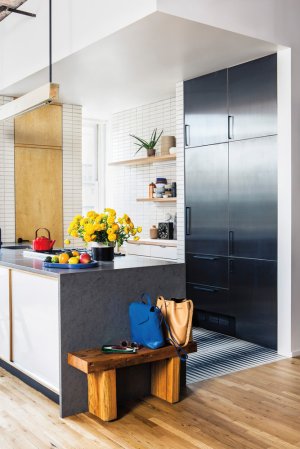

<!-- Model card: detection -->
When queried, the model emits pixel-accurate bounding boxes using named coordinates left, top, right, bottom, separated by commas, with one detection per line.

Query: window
left=82, top=120, right=106, bottom=214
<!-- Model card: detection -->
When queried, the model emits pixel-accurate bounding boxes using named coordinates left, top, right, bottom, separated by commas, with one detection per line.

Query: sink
left=3, top=245, right=31, bottom=250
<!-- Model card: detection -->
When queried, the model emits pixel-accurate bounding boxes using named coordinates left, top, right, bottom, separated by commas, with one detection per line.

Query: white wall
left=158, top=0, right=300, bottom=356
left=0, top=0, right=156, bottom=91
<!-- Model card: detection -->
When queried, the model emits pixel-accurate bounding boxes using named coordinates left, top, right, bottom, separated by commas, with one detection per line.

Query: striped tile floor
left=186, top=327, right=285, bottom=384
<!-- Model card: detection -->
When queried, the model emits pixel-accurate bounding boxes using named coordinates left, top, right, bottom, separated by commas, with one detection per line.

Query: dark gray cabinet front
left=228, top=54, right=277, bottom=140
left=230, top=258, right=277, bottom=349
left=229, top=136, right=277, bottom=260
left=184, top=69, right=228, bottom=147
left=185, top=144, right=228, bottom=256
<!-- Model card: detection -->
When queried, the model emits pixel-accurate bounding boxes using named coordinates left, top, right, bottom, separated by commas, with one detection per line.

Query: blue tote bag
left=129, top=294, right=165, bottom=349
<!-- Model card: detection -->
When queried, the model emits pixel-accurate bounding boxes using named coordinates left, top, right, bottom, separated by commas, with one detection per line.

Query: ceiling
left=0, top=0, right=27, bottom=22
left=1, top=11, right=279, bottom=119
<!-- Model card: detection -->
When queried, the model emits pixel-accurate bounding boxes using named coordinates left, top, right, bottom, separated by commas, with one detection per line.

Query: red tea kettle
left=32, top=228, right=56, bottom=252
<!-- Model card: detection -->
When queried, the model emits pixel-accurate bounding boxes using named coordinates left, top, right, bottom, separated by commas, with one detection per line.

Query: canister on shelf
left=148, top=182, right=156, bottom=198
left=161, top=136, right=176, bottom=155
left=150, top=225, right=158, bottom=239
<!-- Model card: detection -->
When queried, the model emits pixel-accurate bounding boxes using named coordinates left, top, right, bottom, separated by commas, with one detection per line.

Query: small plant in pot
left=130, top=128, right=163, bottom=157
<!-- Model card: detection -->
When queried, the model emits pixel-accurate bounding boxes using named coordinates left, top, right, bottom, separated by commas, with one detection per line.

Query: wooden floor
left=1, top=358, right=300, bottom=449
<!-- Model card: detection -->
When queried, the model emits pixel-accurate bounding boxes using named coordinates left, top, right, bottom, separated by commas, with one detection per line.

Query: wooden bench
left=68, top=341, right=197, bottom=421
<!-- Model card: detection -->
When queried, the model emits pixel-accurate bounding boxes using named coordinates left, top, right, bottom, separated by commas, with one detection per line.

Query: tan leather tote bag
left=157, top=296, right=194, bottom=347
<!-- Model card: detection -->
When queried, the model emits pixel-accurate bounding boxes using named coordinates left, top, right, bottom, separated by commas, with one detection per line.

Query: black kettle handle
left=35, top=228, right=51, bottom=239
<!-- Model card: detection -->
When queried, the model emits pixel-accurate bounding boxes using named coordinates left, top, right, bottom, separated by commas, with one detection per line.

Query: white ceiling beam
left=0, top=83, right=59, bottom=121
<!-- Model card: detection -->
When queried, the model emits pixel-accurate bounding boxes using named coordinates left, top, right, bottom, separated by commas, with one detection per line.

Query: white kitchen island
left=0, top=266, right=60, bottom=393
left=0, top=248, right=185, bottom=417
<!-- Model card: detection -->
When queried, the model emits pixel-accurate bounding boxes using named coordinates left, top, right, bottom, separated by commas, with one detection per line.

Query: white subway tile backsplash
left=107, top=95, right=184, bottom=260
left=62, top=104, right=83, bottom=246
left=0, top=96, right=15, bottom=242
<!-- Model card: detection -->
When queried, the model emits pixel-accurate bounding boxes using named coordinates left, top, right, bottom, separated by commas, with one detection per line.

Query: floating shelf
left=108, top=154, right=176, bottom=166
left=136, top=198, right=177, bottom=203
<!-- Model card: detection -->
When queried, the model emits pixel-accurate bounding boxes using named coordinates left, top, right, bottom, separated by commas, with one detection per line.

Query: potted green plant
left=130, top=128, right=163, bottom=157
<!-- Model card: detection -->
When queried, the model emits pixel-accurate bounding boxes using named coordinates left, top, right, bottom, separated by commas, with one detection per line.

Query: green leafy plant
left=130, top=128, right=163, bottom=156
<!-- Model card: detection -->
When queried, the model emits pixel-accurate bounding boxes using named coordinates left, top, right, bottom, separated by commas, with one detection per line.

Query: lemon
left=59, top=253, right=70, bottom=264
left=72, top=250, right=80, bottom=257
left=69, top=257, right=79, bottom=265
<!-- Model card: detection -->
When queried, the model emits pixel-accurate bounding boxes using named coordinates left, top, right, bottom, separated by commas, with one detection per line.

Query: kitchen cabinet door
left=228, top=54, right=277, bottom=140
left=12, top=271, right=59, bottom=390
left=185, top=144, right=229, bottom=255
left=0, top=267, right=10, bottom=361
left=15, top=146, right=63, bottom=247
left=184, top=69, right=228, bottom=147
left=15, top=104, right=62, bottom=148
left=230, top=258, right=277, bottom=349
left=229, top=136, right=277, bottom=260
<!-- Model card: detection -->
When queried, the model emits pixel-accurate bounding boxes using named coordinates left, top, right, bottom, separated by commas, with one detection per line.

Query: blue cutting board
left=43, top=261, right=99, bottom=269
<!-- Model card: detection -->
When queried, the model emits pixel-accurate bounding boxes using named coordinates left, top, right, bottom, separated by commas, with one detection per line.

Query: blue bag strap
left=141, top=292, right=152, bottom=306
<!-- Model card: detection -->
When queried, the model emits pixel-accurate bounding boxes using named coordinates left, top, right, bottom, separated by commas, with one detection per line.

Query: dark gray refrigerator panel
left=186, top=254, right=228, bottom=288
left=228, top=54, right=277, bottom=140
left=186, top=283, right=231, bottom=316
left=184, top=69, right=228, bottom=147
left=185, top=144, right=229, bottom=256
left=229, top=136, right=277, bottom=260
left=230, top=258, right=277, bottom=349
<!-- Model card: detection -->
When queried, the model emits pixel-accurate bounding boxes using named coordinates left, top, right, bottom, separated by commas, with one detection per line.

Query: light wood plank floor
left=0, top=358, right=300, bottom=449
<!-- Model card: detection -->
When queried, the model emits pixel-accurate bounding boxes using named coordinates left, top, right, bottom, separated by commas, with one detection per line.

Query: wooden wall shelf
left=108, top=154, right=176, bottom=166
left=136, top=198, right=177, bottom=203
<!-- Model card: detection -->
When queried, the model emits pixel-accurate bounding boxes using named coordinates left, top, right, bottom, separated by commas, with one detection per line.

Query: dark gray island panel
left=59, top=262, right=186, bottom=417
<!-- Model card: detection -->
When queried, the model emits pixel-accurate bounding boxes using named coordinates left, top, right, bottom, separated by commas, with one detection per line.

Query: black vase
left=92, top=246, right=114, bottom=261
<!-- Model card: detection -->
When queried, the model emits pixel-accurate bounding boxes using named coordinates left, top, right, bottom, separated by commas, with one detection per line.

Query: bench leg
left=151, top=356, right=180, bottom=403
left=87, top=369, right=117, bottom=421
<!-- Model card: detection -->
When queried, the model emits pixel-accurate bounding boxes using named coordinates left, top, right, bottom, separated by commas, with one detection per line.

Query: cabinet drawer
left=150, top=245, right=177, bottom=260
left=187, top=282, right=232, bottom=316
left=126, top=244, right=151, bottom=257
left=186, top=254, right=228, bottom=288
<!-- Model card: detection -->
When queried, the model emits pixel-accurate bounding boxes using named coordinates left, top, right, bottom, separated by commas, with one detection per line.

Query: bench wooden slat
left=68, top=341, right=197, bottom=374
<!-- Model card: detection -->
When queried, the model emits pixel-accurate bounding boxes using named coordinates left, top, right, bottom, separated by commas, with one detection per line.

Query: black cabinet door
left=185, top=144, right=228, bottom=256
left=229, top=136, right=277, bottom=260
left=230, top=258, right=277, bottom=349
left=184, top=69, right=228, bottom=147
left=228, top=54, right=277, bottom=140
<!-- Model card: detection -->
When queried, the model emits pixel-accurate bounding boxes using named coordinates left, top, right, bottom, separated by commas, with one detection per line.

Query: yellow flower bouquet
left=67, top=208, right=142, bottom=247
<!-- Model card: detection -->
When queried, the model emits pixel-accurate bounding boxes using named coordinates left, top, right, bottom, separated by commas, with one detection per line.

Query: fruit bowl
left=43, top=261, right=99, bottom=269
left=43, top=251, right=98, bottom=269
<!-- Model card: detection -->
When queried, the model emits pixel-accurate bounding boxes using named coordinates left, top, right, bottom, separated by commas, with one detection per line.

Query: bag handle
left=141, top=293, right=152, bottom=306
left=157, top=308, right=188, bottom=362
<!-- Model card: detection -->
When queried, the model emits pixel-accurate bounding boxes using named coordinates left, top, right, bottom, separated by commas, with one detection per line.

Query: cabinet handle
left=186, top=207, right=191, bottom=235
left=228, top=115, right=234, bottom=140
left=193, top=286, right=218, bottom=293
left=193, top=255, right=219, bottom=261
left=185, top=124, right=190, bottom=146
left=229, top=230, right=234, bottom=255
left=229, top=259, right=234, bottom=274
